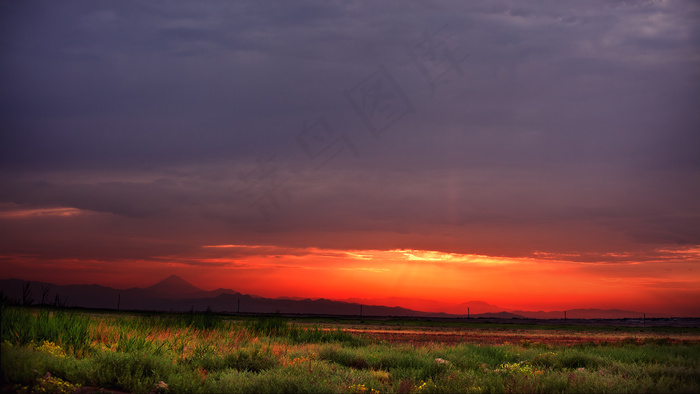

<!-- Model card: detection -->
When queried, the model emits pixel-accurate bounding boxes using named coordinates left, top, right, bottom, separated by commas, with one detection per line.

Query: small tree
left=53, top=293, right=67, bottom=307
left=22, top=282, right=34, bottom=306
left=41, top=284, right=51, bottom=305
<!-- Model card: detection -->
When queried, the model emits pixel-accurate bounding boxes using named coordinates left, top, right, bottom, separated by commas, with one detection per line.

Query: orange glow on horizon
left=1, top=243, right=699, bottom=316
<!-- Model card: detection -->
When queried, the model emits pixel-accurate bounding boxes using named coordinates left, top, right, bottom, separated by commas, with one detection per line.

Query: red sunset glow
left=1, top=207, right=699, bottom=316
left=1, top=1, right=699, bottom=318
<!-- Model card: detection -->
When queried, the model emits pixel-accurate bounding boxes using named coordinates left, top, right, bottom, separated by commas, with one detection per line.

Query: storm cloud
left=1, top=1, right=699, bottom=308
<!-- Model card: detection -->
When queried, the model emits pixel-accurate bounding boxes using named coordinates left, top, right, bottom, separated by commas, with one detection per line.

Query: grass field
left=1, top=305, right=699, bottom=393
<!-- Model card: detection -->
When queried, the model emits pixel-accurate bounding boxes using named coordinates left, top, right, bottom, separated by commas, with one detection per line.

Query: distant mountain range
left=0, top=275, right=664, bottom=319
left=340, top=297, right=505, bottom=315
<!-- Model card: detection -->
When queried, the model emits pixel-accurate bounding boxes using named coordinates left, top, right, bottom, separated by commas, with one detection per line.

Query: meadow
left=1, top=305, right=699, bottom=394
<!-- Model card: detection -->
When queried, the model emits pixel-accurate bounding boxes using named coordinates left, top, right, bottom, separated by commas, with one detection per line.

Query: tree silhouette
left=22, top=282, right=34, bottom=306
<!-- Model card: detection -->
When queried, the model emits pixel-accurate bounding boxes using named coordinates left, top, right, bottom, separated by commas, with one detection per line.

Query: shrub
left=223, top=349, right=279, bottom=372
left=557, top=352, right=602, bottom=369
left=89, top=351, right=177, bottom=394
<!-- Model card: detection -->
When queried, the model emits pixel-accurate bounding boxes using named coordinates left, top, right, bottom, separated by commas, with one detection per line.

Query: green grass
left=246, top=316, right=367, bottom=346
left=1, top=306, right=699, bottom=393
left=1, top=306, right=92, bottom=355
left=293, top=316, right=700, bottom=336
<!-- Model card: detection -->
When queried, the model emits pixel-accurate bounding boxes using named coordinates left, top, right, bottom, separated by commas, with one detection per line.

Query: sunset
left=3, top=237, right=700, bottom=316
left=1, top=0, right=699, bottom=318
left=2, top=2, right=700, bottom=393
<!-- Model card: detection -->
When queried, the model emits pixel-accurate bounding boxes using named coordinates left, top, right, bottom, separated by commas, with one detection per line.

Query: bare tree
left=22, top=282, right=34, bottom=306
left=41, top=284, right=51, bottom=305
left=52, top=293, right=68, bottom=307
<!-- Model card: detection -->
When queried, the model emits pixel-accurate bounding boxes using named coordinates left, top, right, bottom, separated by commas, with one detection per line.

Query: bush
left=89, top=351, right=177, bottom=394
left=180, top=344, right=278, bottom=373
left=1, top=344, right=47, bottom=385
left=213, top=366, right=342, bottom=394
left=557, top=351, right=602, bottom=369
left=224, top=349, right=279, bottom=372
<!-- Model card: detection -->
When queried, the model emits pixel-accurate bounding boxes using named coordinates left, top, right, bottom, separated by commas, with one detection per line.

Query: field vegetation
left=1, top=305, right=699, bottom=393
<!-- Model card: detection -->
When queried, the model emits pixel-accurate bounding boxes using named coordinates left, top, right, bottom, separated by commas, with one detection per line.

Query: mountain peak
left=147, top=274, right=202, bottom=296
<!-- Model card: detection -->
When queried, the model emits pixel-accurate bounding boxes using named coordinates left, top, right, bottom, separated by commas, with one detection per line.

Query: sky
left=1, top=0, right=699, bottom=316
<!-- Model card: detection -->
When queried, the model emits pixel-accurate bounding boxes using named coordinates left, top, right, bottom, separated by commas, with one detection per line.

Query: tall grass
left=1, top=306, right=92, bottom=355
left=113, top=309, right=225, bottom=331
left=2, top=307, right=699, bottom=394
left=247, top=316, right=367, bottom=346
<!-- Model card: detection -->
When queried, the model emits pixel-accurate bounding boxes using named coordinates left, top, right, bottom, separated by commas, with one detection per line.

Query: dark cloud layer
left=1, top=0, right=699, bottom=266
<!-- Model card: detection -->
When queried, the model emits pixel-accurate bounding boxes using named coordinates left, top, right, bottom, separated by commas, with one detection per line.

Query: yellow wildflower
left=35, top=341, right=67, bottom=358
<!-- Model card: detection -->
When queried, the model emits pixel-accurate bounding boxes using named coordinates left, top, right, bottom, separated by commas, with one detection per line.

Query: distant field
left=289, top=318, right=700, bottom=346
left=2, top=306, right=699, bottom=393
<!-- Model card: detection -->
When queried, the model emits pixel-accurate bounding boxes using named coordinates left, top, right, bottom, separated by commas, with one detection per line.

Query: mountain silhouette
left=0, top=276, right=672, bottom=320
left=341, top=297, right=504, bottom=314
left=0, top=277, right=455, bottom=316
left=146, top=274, right=202, bottom=296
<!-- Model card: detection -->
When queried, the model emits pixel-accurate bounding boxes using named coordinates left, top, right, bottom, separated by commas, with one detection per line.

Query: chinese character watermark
left=296, top=117, right=360, bottom=169
left=240, top=24, right=469, bottom=221
left=344, top=65, right=415, bottom=139
left=409, top=23, right=469, bottom=97
left=239, top=155, right=292, bottom=220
